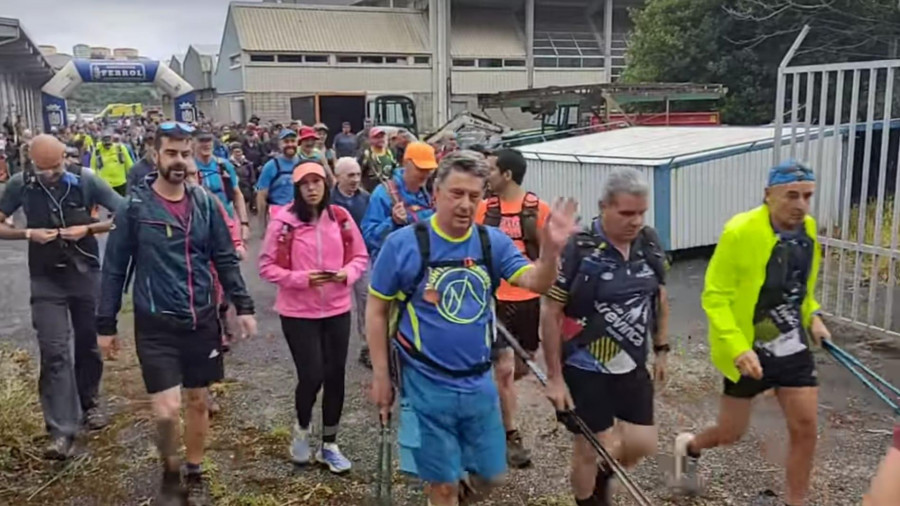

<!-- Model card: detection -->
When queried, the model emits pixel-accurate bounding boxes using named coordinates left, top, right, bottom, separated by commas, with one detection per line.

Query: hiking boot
left=43, top=435, right=74, bottom=460
left=184, top=472, right=212, bottom=506
left=673, top=432, right=701, bottom=494
left=290, top=424, right=311, bottom=465
left=506, top=431, right=532, bottom=468
left=592, top=463, right=613, bottom=505
left=157, top=470, right=186, bottom=506
left=316, top=443, right=352, bottom=474
left=358, top=347, right=372, bottom=370
left=83, top=406, right=109, bottom=431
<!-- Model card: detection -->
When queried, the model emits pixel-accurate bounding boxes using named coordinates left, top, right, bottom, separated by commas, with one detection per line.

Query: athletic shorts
left=492, top=298, right=541, bottom=356
left=400, top=365, right=506, bottom=484
left=563, top=365, right=654, bottom=433
left=134, top=308, right=224, bottom=394
left=723, top=348, right=817, bottom=398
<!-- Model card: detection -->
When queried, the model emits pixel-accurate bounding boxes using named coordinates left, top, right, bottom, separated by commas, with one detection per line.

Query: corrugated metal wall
left=668, top=136, right=841, bottom=250
left=244, top=65, right=431, bottom=93
left=521, top=158, right=656, bottom=228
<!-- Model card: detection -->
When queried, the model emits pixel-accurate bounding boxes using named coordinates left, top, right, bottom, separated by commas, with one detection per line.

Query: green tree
left=624, top=0, right=900, bottom=125
left=66, top=83, right=161, bottom=114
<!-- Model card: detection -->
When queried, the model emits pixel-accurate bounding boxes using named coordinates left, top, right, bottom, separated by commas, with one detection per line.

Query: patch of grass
left=0, top=347, right=43, bottom=472
left=830, top=197, right=899, bottom=284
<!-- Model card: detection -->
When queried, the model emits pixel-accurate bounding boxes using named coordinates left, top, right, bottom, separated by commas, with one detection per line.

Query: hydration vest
left=482, top=192, right=540, bottom=260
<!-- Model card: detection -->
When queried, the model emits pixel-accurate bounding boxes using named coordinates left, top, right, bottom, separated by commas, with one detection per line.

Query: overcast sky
left=0, top=0, right=353, bottom=61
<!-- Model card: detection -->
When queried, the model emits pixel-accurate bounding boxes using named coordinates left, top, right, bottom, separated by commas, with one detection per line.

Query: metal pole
left=526, top=0, right=535, bottom=89
left=773, top=25, right=811, bottom=165
left=604, top=0, right=613, bottom=83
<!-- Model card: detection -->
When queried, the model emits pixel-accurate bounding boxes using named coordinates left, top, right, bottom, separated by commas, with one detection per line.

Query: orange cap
left=291, top=162, right=326, bottom=183
left=403, top=141, right=437, bottom=170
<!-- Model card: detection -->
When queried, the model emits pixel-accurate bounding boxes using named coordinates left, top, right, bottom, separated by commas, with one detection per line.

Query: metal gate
left=774, top=26, right=900, bottom=337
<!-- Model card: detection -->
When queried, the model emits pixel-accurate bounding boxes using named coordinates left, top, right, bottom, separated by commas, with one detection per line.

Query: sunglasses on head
left=158, top=122, right=196, bottom=135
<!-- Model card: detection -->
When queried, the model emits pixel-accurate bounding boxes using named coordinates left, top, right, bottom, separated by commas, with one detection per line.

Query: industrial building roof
left=230, top=3, right=430, bottom=54
left=517, top=126, right=821, bottom=167
left=451, top=8, right=525, bottom=58
left=0, top=17, right=56, bottom=84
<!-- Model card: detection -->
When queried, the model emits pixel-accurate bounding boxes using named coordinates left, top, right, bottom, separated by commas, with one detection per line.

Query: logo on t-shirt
left=425, top=264, right=491, bottom=325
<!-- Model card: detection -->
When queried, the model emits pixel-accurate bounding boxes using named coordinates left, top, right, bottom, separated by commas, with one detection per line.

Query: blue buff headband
left=768, top=159, right=815, bottom=187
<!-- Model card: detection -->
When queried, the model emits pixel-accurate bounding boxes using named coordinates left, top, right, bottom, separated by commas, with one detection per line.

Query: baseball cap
left=279, top=128, right=298, bottom=140
left=292, top=162, right=326, bottom=183
left=403, top=141, right=438, bottom=170
left=369, top=127, right=386, bottom=138
left=194, top=129, right=215, bottom=141
left=313, top=122, right=329, bottom=132
left=298, top=126, right=319, bottom=142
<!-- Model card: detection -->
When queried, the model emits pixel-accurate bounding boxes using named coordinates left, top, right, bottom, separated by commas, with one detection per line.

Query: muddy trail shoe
left=290, top=424, right=311, bottom=465
left=157, top=470, right=186, bottom=506
left=316, top=443, right=352, bottom=474
left=185, top=473, right=212, bottom=506
left=43, top=435, right=74, bottom=460
left=506, top=431, right=532, bottom=468
left=83, top=406, right=109, bottom=431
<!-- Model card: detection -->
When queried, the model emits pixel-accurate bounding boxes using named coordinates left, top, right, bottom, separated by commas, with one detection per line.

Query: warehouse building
left=180, top=44, right=220, bottom=120
left=212, top=0, right=639, bottom=131
left=0, top=17, right=56, bottom=135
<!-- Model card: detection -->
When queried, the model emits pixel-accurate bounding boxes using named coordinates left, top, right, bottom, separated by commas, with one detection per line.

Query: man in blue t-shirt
left=255, top=128, right=300, bottom=222
left=194, top=129, right=249, bottom=240
left=367, top=151, right=576, bottom=505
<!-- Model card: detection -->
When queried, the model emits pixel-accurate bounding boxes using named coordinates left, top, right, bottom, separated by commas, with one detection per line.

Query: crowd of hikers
left=0, top=113, right=898, bottom=506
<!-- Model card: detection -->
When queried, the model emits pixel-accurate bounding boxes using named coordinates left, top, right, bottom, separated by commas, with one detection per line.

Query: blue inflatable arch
left=40, top=59, right=197, bottom=131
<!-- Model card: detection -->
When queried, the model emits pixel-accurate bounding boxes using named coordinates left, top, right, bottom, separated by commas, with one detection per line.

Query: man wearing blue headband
left=673, top=160, right=830, bottom=506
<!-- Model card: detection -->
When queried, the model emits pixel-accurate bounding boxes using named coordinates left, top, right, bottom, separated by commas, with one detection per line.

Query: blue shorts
left=400, top=365, right=507, bottom=484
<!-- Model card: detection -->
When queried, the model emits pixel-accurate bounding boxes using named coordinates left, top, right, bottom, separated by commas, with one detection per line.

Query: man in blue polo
left=194, top=129, right=250, bottom=240
left=366, top=151, right=577, bottom=505
left=255, top=128, right=300, bottom=223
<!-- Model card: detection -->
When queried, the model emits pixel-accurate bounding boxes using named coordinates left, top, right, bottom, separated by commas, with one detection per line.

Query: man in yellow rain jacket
left=673, top=160, right=831, bottom=506
left=91, top=130, right=133, bottom=196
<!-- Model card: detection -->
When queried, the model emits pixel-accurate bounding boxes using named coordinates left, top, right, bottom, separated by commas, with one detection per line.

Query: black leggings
left=281, top=313, right=351, bottom=438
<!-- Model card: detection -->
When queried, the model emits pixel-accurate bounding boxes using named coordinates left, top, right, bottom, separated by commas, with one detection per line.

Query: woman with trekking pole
left=258, top=161, right=369, bottom=474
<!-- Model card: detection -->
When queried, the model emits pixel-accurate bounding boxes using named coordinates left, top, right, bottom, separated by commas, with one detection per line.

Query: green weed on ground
left=829, top=197, right=899, bottom=284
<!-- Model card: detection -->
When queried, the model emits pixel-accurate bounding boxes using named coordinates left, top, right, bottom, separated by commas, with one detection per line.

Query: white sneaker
left=316, top=443, right=352, bottom=474
left=289, top=424, right=311, bottom=465
left=673, top=432, right=699, bottom=490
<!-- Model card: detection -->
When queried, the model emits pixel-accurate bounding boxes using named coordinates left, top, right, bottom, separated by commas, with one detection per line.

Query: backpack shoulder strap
left=522, top=191, right=540, bottom=210
left=635, top=226, right=667, bottom=283
left=483, top=196, right=501, bottom=226
left=410, top=221, right=430, bottom=290
left=519, top=192, right=541, bottom=260
left=476, top=224, right=496, bottom=289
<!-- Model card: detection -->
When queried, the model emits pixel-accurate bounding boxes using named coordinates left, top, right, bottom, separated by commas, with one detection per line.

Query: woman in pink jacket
left=258, top=162, right=368, bottom=474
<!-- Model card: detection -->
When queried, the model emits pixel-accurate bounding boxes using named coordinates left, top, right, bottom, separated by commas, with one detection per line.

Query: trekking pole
left=375, top=414, right=393, bottom=506
left=495, top=323, right=654, bottom=506
left=823, top=340, right=900, bottom=415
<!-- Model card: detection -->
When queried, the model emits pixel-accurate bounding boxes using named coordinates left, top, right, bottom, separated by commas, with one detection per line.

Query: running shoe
left=184, top=472, right=212, bottom=506
left=506, top=431, right=532, bottom=468
left=290, top=424, right=311, bottom=465
left=316, top=443, right=352, bottom=474
left=43, top=435, right=74, bottom=460
left=83, top=406, right=109, bottom=431
left=673, top=432, right=700, bottom=492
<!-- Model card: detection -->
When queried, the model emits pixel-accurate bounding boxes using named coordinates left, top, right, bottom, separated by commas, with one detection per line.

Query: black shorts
left=134, top=308, right=223, bottom=394
left=492, top=298, right=541, bottom=357
left=563, top=365, right=654, bottom=433
left=723, top=348, right=818, bottom=399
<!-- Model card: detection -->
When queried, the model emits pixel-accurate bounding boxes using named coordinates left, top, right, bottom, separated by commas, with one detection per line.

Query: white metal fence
left=774, top=27, right=900, bottom=337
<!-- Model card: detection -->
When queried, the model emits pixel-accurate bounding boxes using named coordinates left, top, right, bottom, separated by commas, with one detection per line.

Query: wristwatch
left=241, top=221, right=250, bottom=226
left=653, top=343, right=671, bottom=354
left=24, top=229, right=32, bottom=241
